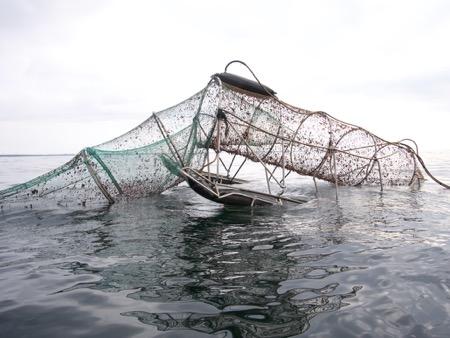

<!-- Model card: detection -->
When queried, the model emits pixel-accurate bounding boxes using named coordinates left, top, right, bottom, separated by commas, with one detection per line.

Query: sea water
left=1, top=152, right=450, bottom=337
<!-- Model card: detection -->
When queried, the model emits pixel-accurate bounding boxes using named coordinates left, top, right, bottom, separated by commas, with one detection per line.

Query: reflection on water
left=122, top=207, right=362, bottom=337
left=1, top=153, right=450, bottom=337
left=46, top=199, right=364, bottom=337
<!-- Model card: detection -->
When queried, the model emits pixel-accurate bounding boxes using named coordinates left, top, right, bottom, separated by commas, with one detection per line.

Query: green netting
left=0, top=82, right=220, bottom=208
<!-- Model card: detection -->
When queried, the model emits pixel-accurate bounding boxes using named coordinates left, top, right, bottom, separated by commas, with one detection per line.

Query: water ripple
left=1, top=152, right=450, bottom=337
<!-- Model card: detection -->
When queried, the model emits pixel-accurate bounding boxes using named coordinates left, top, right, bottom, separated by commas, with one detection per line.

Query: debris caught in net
left=1, top=61, right=447, bottom=209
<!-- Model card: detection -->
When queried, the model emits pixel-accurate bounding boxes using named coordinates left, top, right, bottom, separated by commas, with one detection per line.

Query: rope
left=81, top=150, right=115, bottom=204
left=85, top=147, right=123, bottom=195
left=406, top=146, right=450, bottom=189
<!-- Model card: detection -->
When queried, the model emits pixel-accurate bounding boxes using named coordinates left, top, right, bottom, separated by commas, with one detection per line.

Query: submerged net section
left=1, top=71, right=438, bottom=209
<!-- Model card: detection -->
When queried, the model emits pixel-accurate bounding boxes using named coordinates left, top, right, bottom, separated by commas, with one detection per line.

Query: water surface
left=1, top=152, right=450, bottom=337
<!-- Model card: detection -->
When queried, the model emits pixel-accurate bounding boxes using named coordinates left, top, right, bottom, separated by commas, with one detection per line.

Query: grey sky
left=1, top=0, right=449, bottom=153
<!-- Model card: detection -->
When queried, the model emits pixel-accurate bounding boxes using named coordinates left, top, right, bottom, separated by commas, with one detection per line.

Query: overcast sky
left=1, top=0, right=449, bottom=154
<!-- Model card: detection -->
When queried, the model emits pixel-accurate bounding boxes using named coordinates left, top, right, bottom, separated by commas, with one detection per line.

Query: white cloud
left=0, top=0, right=449, bottom=153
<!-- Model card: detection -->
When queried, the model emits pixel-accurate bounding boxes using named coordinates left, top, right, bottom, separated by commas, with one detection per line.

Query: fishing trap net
left=1, top=61, right=447, bottom=209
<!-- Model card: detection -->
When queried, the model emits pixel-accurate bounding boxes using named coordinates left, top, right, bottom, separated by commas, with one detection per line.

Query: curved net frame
left=0, top=73, right=428, bottom=209
left=216, top=85, right=420, bottom=188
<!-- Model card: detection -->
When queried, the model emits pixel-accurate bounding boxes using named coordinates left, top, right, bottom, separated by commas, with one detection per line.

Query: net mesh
left=0, top=77, right=422, bottom=208
left=216, top=86, right=419, bottom=188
